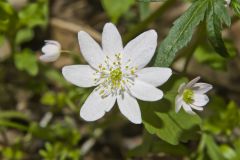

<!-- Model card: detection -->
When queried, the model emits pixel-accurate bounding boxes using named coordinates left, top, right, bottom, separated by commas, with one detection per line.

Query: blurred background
left=1, top=0, right=240, bottom=159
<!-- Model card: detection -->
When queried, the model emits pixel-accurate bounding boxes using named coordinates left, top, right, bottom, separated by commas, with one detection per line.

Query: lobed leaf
left=153, top=0, right=208, bottom=67
left=206, top=0, right=231, bottom=57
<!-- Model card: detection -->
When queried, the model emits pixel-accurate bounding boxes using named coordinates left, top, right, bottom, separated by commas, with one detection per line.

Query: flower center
left=183, top=89, right=194, bottom=104
left=110, top=68, right=122, bottom=88
left=93, top=53, right=137, bottom=98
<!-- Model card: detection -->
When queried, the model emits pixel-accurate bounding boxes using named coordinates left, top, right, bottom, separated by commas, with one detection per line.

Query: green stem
left=123, top=0, right=176, bottom=43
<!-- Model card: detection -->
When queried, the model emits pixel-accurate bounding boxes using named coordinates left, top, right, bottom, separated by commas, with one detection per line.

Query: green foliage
left=14, top=49, right=38, bottom=76
left=18, top=0, right=48, bottom=28
left=39, top=142, right=81, bottom=160
left=101, top=0, right=135, bottom=23
left=128, top=131, right=189, bottom=158
left=141, top=76, right=202, bottom=145
left=206, top=0, right=231, bottom=57
left=194, top=41, right=236, bottom=70
left=153, top=0, right=208, bottom=67
left=231, top=0, right=240, bottom=17
left=1, top=147, right=24, bottom=160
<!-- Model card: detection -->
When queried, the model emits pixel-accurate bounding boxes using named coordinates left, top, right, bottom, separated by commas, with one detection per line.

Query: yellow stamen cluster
left=93, top=53, right=138, bottom=98
left=183, top=89, right=194, bottom=104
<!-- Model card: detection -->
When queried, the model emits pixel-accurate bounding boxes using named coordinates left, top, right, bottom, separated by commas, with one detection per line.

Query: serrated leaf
left=214, top=0, right=231, bottom=27
left=153, top=0, right=208, bottom=67
left=206, top=0, right=231, bottom=57
left=141, top=76, right=202, bottom=145
left=231, top=0, right=240, bottom=17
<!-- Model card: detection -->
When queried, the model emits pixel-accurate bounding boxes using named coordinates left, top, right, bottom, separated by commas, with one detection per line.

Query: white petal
left=136, top=67, right=172, bottom=87
left=41, top=42, right=60, bottom=56
left=186, top=76, right=200, bottom=88
left=175, top=95, right=183, bottom=113
left=122, top=30, right=157, bottom=69
left=182, top=102, right=196, bottom=115
left=39, top=54, right=59, bottom=62
left=117, top=92, right=141, bottom=124
left=102, top=23, right=123, bottom=59
left=193, top=83, right=212, bottom=94
left=190, top=104, right=203, bottom=111
left=178, top=82, right=186, bottom=94
left=78, top=31, right=105, bottom=69
left=192, top=94, right=209, bottom=107
left=129, top=79, right=163, bottom=101
left=62, top=65, right=96, bottom=88
left=44, top=40, right=61, bottom=48
left=80, top=90, right=116, bottom=121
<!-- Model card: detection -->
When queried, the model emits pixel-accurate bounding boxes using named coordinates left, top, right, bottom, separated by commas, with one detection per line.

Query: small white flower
left=175, top=77, right=212, bottom=115
left=40, top=40, right=61, bottom=62
left=62, top=23, right=172, bottom=124
left=225, top=0, right=231, bottom=6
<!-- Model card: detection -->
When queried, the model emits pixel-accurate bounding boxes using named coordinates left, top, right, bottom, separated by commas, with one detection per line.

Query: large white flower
left=40, top=40, right=61, bottom=62
left=62, top=23, right=172, bottom=124
left=175, top=77, right=212, bottom=115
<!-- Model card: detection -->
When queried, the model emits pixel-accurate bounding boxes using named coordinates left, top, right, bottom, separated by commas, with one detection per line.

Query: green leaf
left=0, top=119, right=28, bottom=131
left=101, top=0, right=135, bottom=23
left=231, top=0, right=240, bottom=17
left=0, top=1, right=18, bottom=32
left=18, top=0, right=48, bottom=28
left=15, top=28, right=34, bottom=44
left=139, top=2, right=150, bottom=21
left=0, top=111, right=28, bottom=120
left=141, top=76, right=202, bottom=145
left=41, top=91, right=56, bottom=106
left=128, top=131, right=189, bottom=157
left=153, top=0, right=208, bottom=67
left=14, top=49, right=38, bottom=76
left=220, top=144, right=237, bottom=160
left=206, top=0, right=231, bottom=57
left=204, top=134, right=226, bottom=160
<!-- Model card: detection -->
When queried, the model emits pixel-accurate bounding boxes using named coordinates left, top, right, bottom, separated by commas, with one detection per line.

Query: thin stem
left=123, top=0, right=177, bottom=43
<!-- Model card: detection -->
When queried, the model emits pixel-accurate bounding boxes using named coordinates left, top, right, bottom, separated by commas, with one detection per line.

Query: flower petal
left=190, top=104, right=203, bottom=111
left=62, top=65, right=97, bottom=88
left=182, top=102, right=196, bottom=115
left=136, top=67, right=172, bottom=87
left=192, top=94, right=209, bottom=107
left=41, top=43, right=60, bottom=56
left=117, top=92, right=142, bottom=124
left=186, top=76, right=200, bottom=88
left=39, top=54, right=59, bottom=62
left=193, top=83, right=212, bottom=94
left=178, top=82, right=186, bottom=94
left=129, top=79, right=163, bottom=101
left=122, top=30, right=157, bottom=69
left=102, top=23, right=123, bottom=59
left=78, top=31, right=105, bottom=69
left=175, top=95, right=183, bottom=113
left=80, top=90, right=116, bottom=121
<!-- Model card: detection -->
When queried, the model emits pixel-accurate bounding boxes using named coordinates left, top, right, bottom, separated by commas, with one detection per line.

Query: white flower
left=225, top=0, right=231, bottom=6
left=175, top=77, right=212, bottom=115
left=40, top=40, right=61, bottom=62
left=62, top=23, right=172, bottom=124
